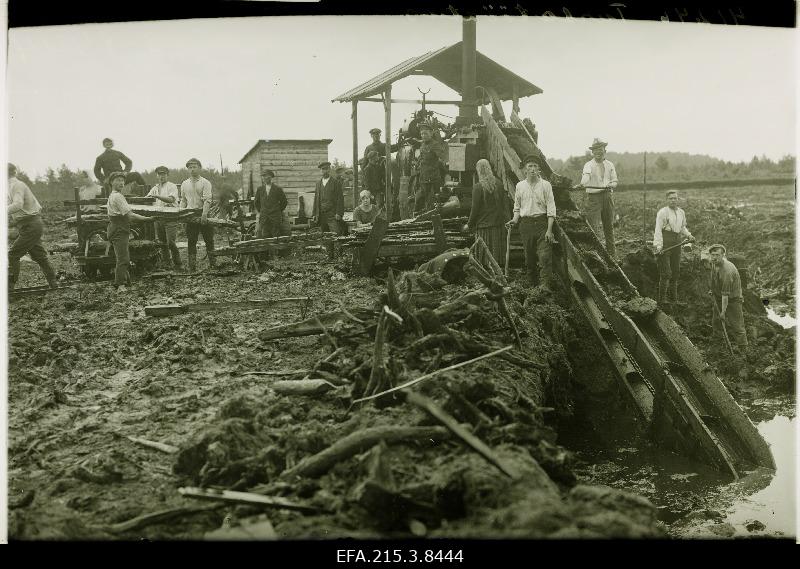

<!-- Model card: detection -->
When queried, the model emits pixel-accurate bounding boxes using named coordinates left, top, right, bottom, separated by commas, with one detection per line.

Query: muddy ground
left=6, top=183, right=794, bottom=540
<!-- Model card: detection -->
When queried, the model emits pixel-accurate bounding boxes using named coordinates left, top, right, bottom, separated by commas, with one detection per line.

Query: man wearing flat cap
left=313, top=161, right=345, bottom=255
left=106, top=171, right=153, bottom=290
left=708, top=244, right=748, bottom=348
left=413, top=121, right=448, bottom=215
left=506, top=156, right=557, bottom=289
left=94, top=138, right=132, bottom=198
left=147, top=166, right=183, bottom=270
left=576, top=138, right=618, bottom=256
left=254, top=169, right=287, bottom=242
left=180, top=158, right=216, bottom=272
left=361, top=128, right=400, bottom=167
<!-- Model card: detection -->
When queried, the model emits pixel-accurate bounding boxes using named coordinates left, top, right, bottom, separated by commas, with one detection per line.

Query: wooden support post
left=352, top=100, right=359, bottom=211
left=432, top=213, right=447, bottom=253
left=512, top=82, right=520, bottom=115
left=383, top=87, right=392, bottom=221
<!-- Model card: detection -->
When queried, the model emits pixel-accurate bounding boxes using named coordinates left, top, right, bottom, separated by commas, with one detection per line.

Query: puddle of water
left=766, top=307, right=796, bottom=329
left=560, top=402, right=796, bottom=539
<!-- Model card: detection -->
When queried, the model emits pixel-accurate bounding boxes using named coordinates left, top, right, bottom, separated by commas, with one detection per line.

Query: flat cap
left=417, top=121, right=433, bottom=131
left=318, top=161, right=332, bottom=169
left=262, top=169, right=276, bottom=178
left=589, top=138, right=608, bottom=150
left=155, top=166, right=169, bottom=175
left=708, top=243, right=727, bottom=255
left=369, top=128, right=381, bottom=135
left=107, top=171, right=127, bottom=184
left=185, top=158, right=201, bottom=168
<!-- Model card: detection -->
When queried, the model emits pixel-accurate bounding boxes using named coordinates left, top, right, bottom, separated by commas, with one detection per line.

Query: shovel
left=709, top=295, right=735, bottom=356
left=657, top=238, right=691, bottom=256
left=505, top=224, right=512, bottom=277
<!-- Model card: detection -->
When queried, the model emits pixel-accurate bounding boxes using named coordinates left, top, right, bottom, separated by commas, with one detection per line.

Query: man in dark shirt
left=413, top=122, right=448, bottom=215
left=362, top=151, right=386, bottom=207
left=94, top=138, right=132, bottom=197
left=124, top=171, right=148, bottom=197
left=361, top=128, right=400, bottom=167
left=313, top=161, right=344, bottom=256
left=254, top=169, right=287, bottom=238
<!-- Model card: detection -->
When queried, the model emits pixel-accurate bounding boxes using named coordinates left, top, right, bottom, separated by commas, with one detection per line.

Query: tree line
left=547, top=151, right=795, bottom=184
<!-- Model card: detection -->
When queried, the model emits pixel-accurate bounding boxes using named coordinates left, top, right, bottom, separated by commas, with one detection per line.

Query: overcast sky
left=6, top=16, right=797, bottom=179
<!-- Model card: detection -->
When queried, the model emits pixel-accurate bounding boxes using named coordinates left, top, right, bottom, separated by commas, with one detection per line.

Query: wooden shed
left=238, top=139, right=332, bottom=217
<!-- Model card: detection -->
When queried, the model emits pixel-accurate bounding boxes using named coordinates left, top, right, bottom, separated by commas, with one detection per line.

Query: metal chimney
left=458, top=16, right=478, bottom=127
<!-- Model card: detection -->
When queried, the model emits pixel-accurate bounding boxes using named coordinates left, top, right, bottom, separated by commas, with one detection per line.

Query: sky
left=5, top=15, right=797, bottom=179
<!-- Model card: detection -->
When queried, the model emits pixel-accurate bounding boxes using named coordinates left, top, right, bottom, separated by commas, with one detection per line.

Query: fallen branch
left=404, top=391, right=519, bottom=479
left=352, top=345, right=513, bottom=404
left=100, top=505, right=224, bottom=535
left=178, top=487, right=327, bottom=514
left=314, top=316, right=338, bottom=350
left=271, top=379, right=337, bottom=396
left=281, top=426, right=451, bottom=479
left=126, top=436, right=179, bottom=454
left=241, top=369, right=310, bottom=376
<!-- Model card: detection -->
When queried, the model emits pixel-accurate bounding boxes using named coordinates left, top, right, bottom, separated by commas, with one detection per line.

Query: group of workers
left=8, top=131, right=748, bottom=348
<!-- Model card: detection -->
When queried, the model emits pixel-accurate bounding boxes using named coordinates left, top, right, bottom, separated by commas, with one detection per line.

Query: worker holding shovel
left=653, top=190, right=694, bottom=304
left=708, top=244, right=748, bottom=350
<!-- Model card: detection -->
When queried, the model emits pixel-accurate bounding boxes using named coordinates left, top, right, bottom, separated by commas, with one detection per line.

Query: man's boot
left=188, top=254, right=197, bottom=274
left=658, top=279, right=669, bottom=305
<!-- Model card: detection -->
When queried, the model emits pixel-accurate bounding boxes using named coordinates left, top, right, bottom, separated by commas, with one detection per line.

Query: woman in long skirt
left=466, top=159, right=511, bottom=268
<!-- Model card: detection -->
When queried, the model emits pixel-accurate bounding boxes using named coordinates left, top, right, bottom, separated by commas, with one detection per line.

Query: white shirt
left=107, top=190, right=132, bottom=217
left=7, top=176, right=42, bottom=221
left=514, top=178, right=556, bottom=218
left=581, top=159, right=618, bottom=194
left=180, top=176, right=213, bottom=209
left=322, top=177, right=330, bottom=187
left=653, top=206, right=692, bottom=249
left=147, top=181, right=180, bottom=208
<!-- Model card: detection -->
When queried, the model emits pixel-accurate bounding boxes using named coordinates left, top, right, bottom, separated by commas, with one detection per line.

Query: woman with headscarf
left=465, top=159, right=511, bottom=267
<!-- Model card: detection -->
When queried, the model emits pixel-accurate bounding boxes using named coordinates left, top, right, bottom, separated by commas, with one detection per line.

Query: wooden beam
left=352, top=100, right=359, bottom=212
left=145, top=297, right=310, bottom=317
left=359, top=98, right=462, bottom=105
left=383, top=86, right=392, bottom=221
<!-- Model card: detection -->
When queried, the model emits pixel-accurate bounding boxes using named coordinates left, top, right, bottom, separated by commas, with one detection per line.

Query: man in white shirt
left=576, top=138, right=618, bottom=256
left=506, top=156, right=557, bottom=289
left=653, top=190, right=694, bottom=304
left=148, top=165, right=183, bottom=271
left=75, top=170, right=103, bottom=214
left=7, top=163, right=58, bottom=289
left=180, top=158, right=216, bottom=272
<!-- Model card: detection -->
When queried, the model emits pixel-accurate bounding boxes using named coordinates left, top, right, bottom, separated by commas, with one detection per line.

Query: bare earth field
left=6, top=183, right=794, bottom=540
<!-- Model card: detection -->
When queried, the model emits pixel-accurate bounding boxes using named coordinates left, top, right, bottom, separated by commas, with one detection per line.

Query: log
left=359, top=215, right=389, bottom=275
left=404, top=391, right=519, bottom=479
left=101, top=505, right=223, bottom=534
left=178, top=487, right=326, bottom=514
left=241, top=369, right=310, bottom=377
left=281, top=426, right=451, bottom=479
left=271, top=379, right=337, bottom=396
left=145, top=297, right=310, bottom=317
left=126, top=436, right=179, bottom=454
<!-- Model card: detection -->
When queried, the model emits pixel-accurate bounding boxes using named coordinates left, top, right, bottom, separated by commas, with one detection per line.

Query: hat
left=418, top=121, right=433, bottom=132
left=369, top=128, right=381, bottom=135
left=367, top=150, right=379, bottom=159
left=708, top=244, right=727, bottom=255
left=107, top=171, right=126, bottom=184
left=155, top=166, right=169, bottom=175
left=262, top=169, right=276, bottom=178
left=519, top=155, right=539, bottom=168
left=185, top=158, right=201, bottom=168
left=8, top=163, right=17, bottom=176
left=318, top=161, right=332, bottom=169
left=589, top=138, right=608, bottom=150
left=102, top=138, right=113, bottom=145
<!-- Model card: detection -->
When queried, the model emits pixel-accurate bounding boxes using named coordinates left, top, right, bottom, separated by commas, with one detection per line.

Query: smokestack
left=458, top=16, right=478, bottom=127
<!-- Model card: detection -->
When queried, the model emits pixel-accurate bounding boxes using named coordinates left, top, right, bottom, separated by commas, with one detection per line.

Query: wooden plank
left=145, top=297, right=311, bottom=317
left=359, top=215, right=389, bottom=275
left=179, top=487, right=326, bottom=514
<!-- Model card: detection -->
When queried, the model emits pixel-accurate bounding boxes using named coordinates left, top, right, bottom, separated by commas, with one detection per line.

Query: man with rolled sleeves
left=106, top=171, right=153, bottom=290
left=576, top=138, right=618, bottom=257
left=654, top=190, right=694, bottom=304
left=180, top=158, right=216, bottom=272
left=708, top=244, right=748, bottom=348
left=147, top=166, right=183, bottom=271
left=413, top=121, right=447, bottom=215
left=313, top=161, right=344, bottom=256
left=94, top=138, right=132, bottom=197
left=7, top=163, right=58, bottom=289
left=506, top=156, right=557, bottom=289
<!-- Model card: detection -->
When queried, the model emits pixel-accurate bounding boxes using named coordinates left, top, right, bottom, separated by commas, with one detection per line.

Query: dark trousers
left=586, top=191, right=616, bottom=256
left=186, top=222, right=216, bottom=268
left=107, top=216, right=131, bottom=286
left=712, top=296, right=748, bottom=347
left=414, top=181, right=438, bottom=214
left=519, top=216, right=553, bottom=286
left=155, top=221, right=182, bottom=268
left=9, top=215, right=56, bottom=288
left=318, top=210, right=342, bottom=258
left=658, top=231, right=682, bottom=300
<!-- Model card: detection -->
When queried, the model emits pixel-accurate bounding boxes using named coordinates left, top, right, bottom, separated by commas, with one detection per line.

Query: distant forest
left=547, top=151, right=796, bottom=185
left=17, top=151, right=796, bottom=202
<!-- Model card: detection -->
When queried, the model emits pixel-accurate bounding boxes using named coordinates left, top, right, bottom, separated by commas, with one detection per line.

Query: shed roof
left=238, top=139, right=333, bottom=164
left=332, top=41, right=542, bottom=103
